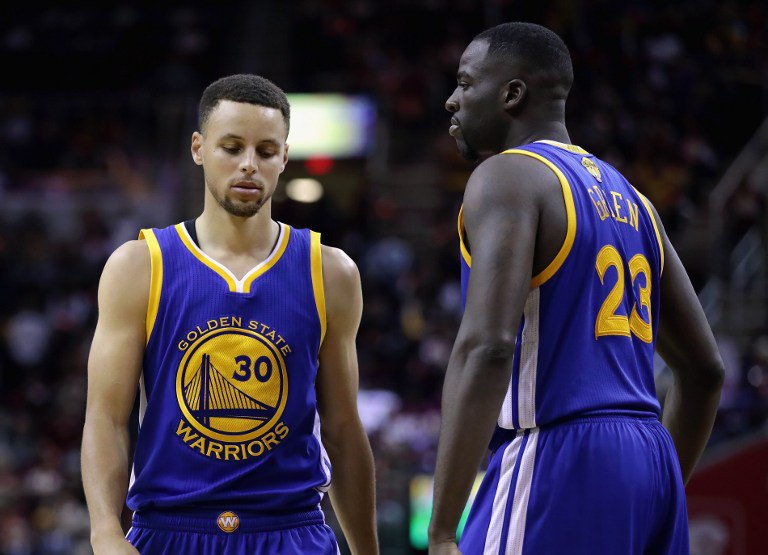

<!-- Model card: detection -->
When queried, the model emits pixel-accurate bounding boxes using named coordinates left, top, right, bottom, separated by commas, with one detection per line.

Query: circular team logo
left=175, top=327, right=288, bottom=443
left=217, top=511, right=240, bottom=533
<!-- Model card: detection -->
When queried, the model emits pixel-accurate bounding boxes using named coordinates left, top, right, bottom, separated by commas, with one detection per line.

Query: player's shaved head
left=474, top=22, right=573, bottom=100
left=198, top=74, right=290, bottom=134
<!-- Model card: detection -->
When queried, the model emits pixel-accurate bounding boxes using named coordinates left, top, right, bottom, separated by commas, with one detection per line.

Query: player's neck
left=503, top=121, right=570, bottom=151
left=196, top=201, right=278, bottom=256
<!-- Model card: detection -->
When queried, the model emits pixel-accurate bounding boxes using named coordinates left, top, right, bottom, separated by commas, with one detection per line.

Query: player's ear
left=503, top=79, right=527, bottom=111
left=191, top=131, right=204, bottom=166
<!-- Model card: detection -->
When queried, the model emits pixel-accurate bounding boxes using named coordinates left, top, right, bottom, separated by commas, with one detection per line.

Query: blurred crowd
left=1, top=1, right=767, bottom=553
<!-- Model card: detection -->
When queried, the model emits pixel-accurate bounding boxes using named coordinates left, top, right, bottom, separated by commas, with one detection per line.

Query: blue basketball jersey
left=126, top=222, right=332, bottom=514
left=459, top=140, right=665, bottom=431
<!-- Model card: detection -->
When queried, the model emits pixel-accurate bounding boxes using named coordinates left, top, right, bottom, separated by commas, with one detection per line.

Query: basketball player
left=82, top=74, right=378, bottom=554
left=428, top=23, right=724, bottom=554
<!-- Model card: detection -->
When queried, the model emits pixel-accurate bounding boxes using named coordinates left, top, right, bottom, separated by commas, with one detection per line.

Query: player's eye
left=222, top=145, right=241, bottom=154
left=458, top=82, right=469, bottom=90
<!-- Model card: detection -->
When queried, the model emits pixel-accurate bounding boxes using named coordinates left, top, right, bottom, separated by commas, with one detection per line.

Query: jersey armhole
left=310, top=231, right=327, bottom=348
left=138, top=229, right=163, bottom=344
left=635, top=191, right=665, bottom=275
left=502, top=148, right=577, bottom=288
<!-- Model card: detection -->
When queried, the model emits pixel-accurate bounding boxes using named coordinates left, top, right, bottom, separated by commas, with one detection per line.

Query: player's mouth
left=230, top=181, right=264, bottom=197
left=449, top=118, right=460, bottom=137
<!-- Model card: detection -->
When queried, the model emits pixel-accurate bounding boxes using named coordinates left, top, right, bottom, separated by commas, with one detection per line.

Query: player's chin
left=451, top=133, right=478, bottom=161
left=222, top=198, right=262, bottom=218
left=457, top=140, right=480, bottom=162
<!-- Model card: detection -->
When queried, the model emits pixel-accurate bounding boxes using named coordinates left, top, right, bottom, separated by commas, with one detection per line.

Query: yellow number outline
left=595, top=245, right=631, bottom=338
left=628, top=255, right=653, bottom=343
left=595, top=246, right=653, bottom=343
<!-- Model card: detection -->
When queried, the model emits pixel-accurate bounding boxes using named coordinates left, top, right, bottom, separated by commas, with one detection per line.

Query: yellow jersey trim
left=310, top=231, right=327, bottom=347
left=138, top=228, right=163, bottom=344
left=175, top=223, right=237, bottom=291
left=174, top=223, right=290, bottom=293
left=636, top=191, right=665, bottom=275
left=502, top=148, right=578, bottom=288
left=535, top=140, right=590, bottom=155
left=242, top=226, right=291, bottom=293
left=457, top=205, right=472, bottom=267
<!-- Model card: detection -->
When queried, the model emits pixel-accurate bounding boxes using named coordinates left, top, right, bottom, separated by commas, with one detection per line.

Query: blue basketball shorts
left=459, top=415, right=689, bottom=555
left=125, top=508, right=340, bottom=554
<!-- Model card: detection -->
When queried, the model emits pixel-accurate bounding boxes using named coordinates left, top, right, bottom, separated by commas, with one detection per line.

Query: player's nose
left=240, top=150, right=258, bottom=174
left=445, top=93, right=459, bottom=113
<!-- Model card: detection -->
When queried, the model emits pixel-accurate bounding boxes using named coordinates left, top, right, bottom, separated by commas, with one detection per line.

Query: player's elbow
left=700, top=359, right=725, bottom=389
left=677, top=357, right=725, bottom=392
left=321, top=418, right=355, bottom=447
left=460, top=337, right=517, bottom=368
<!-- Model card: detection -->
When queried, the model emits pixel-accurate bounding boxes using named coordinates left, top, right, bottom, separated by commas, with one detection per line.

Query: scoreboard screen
left=286, top=94, right=376, bottom=159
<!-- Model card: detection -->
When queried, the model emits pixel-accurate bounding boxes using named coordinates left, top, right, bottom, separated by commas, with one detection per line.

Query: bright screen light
left=286, top=94, right=375, bottom=159
left=286, top=178, right=323, bottom=203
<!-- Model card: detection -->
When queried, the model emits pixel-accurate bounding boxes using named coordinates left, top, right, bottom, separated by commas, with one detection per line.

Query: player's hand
left=92, top=536, right=141, bottom=555
left=428, top=540, right=462, bottom=555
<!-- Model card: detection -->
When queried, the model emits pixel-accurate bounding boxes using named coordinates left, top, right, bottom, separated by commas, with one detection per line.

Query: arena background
left=1, top=1, right=767, bottom=553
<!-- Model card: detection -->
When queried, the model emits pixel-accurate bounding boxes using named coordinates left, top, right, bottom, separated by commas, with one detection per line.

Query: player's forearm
left=429, top=342, right=514, bottom=543
left=661, top=370, right=722, bottom=484
left=325, top=421, right=378, bottom=555
left=82, top=414, right=132, bottom=540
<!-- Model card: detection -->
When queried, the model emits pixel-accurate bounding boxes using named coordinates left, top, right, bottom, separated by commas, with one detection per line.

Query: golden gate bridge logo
left=175, top=327, right=288, bottom=443
left=183, top=354, right=276, bottom=427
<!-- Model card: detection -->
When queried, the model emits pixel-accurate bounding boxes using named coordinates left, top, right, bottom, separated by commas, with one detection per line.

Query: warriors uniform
left=458, top=141, right=688, bottom=554
left=125, top=220, right=338, bottom=554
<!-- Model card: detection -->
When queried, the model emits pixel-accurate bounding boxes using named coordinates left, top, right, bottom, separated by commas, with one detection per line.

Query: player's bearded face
left=446, top=40, right=508, bottom=160
left=194, top=101, right=288, bottom=218
left=205, top=169, right=271, bottom=218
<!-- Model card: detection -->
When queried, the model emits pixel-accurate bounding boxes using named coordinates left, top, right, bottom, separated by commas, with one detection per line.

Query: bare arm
left=652, top=209, right=724, bottom=483
left=81, top=240, right=149, bottom=554
left=317, top=245, right=378, bottom=555
left=428, top=155, right=549, bottom=551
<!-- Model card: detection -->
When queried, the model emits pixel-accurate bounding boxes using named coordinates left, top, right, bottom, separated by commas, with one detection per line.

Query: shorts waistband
left=541, top=413, right=661, bottom=428
left=490, top=413, right=661, bottom=451
left=132, top=508, right=325, bottom=534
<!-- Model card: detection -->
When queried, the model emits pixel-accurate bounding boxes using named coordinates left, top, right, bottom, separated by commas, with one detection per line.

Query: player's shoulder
left=319, top=244, right=362, bottom=326
left=464, top=151, right=557, bottom=216
left=320, top=244, right=360, bottom=289
left=106, top=239, right=149, bottom=270
left=99, top=239, right=151, bottom=296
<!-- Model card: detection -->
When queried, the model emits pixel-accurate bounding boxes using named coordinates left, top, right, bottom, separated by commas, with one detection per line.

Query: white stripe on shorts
left=483, top=434, right=524, bottom=555
left=483, top=429, right=540, bottom=555
left=505, top=429, right=539, bottom=555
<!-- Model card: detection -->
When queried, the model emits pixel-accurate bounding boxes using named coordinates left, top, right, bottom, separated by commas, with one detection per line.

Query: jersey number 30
left=595, top=245, right=653, bottom=343
left=233, top=355, right=273, bottom=382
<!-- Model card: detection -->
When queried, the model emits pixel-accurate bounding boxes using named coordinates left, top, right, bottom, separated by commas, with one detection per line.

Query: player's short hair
left=198, top=74, right=290, bottom=133
left=474, top=22, right=573, bottom=98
